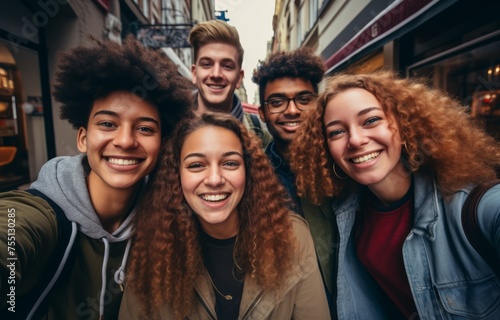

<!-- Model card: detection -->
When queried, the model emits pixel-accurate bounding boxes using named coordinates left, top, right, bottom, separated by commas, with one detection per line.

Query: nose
left=210, top=64, right=222, bottom=78
left=347, top=127, right=369, bottom=148
left=113, top=126, right=137, bottom=149
left=285, top=99, right=301, bottom=115
left=205, top=166, right=225, bottom=186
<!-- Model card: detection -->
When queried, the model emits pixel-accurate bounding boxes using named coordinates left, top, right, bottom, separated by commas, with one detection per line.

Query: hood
left=30, top=154, right=139, bottom=242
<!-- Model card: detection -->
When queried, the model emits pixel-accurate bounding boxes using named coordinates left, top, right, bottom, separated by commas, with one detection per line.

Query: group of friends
left=1, top=19, right=499, bottom=320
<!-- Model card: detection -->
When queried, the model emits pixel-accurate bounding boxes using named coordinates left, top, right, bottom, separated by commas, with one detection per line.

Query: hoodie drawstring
left=114, top=238, right=132, bottom=291
left=99, top=237, right=110, bottom=320
left=27, top=222, right=78, bottom=320
left=99, top=237, right=132, bottom=319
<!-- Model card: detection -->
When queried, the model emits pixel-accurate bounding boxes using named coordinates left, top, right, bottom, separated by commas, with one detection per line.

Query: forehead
left=324, top=88, right=385, bottom=121
left=196, top=43, right=240, bottom=65
left=90, top=91, right=160, bottom=118
left=264, top=77, right=314, bottom=97
left=181, top=125, right=242, bottom=155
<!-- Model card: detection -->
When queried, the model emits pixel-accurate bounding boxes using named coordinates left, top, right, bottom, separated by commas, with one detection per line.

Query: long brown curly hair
left=290, top=70, right=500, bottom=205
left=127, top=113, right=295, bottom=319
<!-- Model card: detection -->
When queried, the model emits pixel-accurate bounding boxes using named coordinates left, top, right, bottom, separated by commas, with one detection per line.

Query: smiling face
left=259, top=77, right=316, bottom=146
left=323, top=88, right=408, bottom=195
left=77, top=91, right=161, bottom=193
left=191, top=42, right=244, bottom=113
left=180, top=125, right=245, bottom=239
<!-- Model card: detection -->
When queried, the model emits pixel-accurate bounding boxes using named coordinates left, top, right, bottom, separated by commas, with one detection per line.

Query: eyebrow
left=198, top=57, right=236, bottom=65
left=93, top=110, right=160, bottom=126
left=266, top=90, right=314, bottom=99
left=324, top=106, right=382, bottom=127
left=183, top=151, right=243, bottom=161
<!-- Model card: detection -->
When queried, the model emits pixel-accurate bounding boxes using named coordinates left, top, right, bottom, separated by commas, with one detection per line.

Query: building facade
left=0, top=0, right=214, bottom=191
left=272, top=0, right=500, bottom=139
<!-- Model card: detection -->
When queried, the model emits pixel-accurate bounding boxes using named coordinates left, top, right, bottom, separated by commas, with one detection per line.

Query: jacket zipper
left=195, top=291, right=217, bottom=320
left=241, top=292, right=265, bottom=320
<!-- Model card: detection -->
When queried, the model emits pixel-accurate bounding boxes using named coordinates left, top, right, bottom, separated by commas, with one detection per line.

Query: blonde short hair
left=188, top=20, right=244, bottom=67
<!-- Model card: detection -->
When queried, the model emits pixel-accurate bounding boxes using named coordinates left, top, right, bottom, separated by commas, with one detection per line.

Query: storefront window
left=409, top=39, right=500, bottom=140
left=0, top=41, right=44, bottom=192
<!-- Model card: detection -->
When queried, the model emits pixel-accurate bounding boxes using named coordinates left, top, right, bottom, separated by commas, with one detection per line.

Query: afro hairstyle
left=252, top=47, right=325, bottom=106
left=52, top=35, right=194, bottom=137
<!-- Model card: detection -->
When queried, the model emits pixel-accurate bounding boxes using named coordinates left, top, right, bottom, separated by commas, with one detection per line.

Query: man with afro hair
left=252, top=47, right=337, bottom=317
left=0, top=36, right=193, bottom=319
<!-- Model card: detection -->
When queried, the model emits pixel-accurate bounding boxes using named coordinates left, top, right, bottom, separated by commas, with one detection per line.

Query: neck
left=197, top=96, right=233, bottom=114
left=368, top=162, right=411, bottom=207
left=87, top=175, right=141, bottom=233
left=199, top=212, right=239, bottom=239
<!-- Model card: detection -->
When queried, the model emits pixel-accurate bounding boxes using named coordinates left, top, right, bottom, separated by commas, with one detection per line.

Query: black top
left=201, top=232, right=244, bottom=320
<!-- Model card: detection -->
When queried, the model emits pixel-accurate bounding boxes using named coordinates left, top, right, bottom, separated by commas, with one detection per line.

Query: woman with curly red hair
left=290, top=70, right=500, bottom=319
left=120, top=112, right=330, bottom=319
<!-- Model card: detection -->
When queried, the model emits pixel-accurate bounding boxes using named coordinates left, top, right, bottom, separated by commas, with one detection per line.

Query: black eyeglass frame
left=263, top=93, right=317, bottom=114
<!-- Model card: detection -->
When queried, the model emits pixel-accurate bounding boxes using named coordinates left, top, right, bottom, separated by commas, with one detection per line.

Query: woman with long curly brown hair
left=120, top=112, right=330, bottom=320
left=290, top=70, right=500, bottom=319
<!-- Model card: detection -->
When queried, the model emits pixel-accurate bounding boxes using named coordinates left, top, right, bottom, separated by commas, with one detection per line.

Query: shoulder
left=463, top=182, right=500, bottom=232
left=0, top=190, right=59, bottom=255
left=0, top=190, right=59, bottom=226
left=0, top=190, right=60, bottom=293
left=289, top=213, right=311, bottom=238
left=288, top=213, right=316, bottom=261
left=242, top=112, right=273, bottom=149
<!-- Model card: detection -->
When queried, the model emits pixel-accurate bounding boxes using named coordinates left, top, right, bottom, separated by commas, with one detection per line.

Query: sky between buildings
left=215, top=0, right=275, bottom=105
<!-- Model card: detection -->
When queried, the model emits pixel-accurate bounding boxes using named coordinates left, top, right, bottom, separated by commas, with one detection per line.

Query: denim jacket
left=333, top=174, right=500, bottom=319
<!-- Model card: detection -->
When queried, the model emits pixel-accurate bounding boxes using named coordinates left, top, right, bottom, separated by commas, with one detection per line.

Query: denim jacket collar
left=332, top=173, right=440, bottom=240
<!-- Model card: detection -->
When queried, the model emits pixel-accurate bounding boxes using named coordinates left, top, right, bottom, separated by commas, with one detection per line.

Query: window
left=297, top=8, right=302, bottom=45
left=309, top=0, right=318, bottom=29
left=142, top=0, right=149, bottom=18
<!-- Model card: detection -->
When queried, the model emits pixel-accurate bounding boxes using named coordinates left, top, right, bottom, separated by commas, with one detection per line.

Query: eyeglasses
left=263, top=93, right=316, bottom=114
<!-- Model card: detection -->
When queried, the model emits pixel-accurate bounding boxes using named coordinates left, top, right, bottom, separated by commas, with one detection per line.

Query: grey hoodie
left=29, top=154, right=141, bottom=319
left=31, top=154, right=137, bottom=242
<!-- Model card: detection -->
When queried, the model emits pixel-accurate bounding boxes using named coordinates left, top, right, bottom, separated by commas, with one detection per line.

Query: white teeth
left=209, top=85, right=224, bottom=89
left=201, top=194, right=228, bottom=202
left=351, top=152, right=380, bottom=164
left=108, top=158, right=140, bottom=165
left=282, top=122, right=299, bottom=126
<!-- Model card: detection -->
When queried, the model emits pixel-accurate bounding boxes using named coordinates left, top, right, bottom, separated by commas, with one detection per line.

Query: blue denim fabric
left=333, top=174, right=500, bottom=319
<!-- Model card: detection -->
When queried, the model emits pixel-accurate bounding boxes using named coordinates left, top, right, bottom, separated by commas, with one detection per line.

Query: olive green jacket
left=301, top=197, right=338, bottom=313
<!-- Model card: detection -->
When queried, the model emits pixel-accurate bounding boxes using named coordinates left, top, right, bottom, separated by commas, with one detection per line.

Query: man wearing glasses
left=252, top=48, right=338, bottom=319
left=252, top=48, right=325, bottom=215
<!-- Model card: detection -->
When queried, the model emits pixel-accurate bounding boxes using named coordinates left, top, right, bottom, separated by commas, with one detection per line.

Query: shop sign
left=136, top=25, right=191, bottom=49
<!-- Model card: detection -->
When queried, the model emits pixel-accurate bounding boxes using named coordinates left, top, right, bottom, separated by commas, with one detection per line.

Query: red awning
left=242, top=102, right=259, bottom=114
left=325, top=0, right=443, bottom=73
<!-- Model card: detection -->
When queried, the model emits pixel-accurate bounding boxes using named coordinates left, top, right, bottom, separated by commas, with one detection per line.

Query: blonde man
left=189, top=20, right=272, bottom=148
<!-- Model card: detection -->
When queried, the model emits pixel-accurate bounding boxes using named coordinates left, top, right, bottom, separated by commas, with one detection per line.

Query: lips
left=280, top=121, right=300, bottom=127
left=277, top=121, right=301, bottom=132
left=207, top=84, right=226, bottom=90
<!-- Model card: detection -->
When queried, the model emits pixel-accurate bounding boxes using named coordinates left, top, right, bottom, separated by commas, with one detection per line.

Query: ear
left=77, top=127, right=88, bottom=153
left=191, top=64, right=197, bottom=85
left=258, top=106, right=266, bottom=122
left=235, top=69, right=244, bottom=89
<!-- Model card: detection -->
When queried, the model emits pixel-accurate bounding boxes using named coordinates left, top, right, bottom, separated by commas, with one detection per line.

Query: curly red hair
left=127, top=112, right=295, bottom=319
left=290, top=70, right=500, bottom=205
